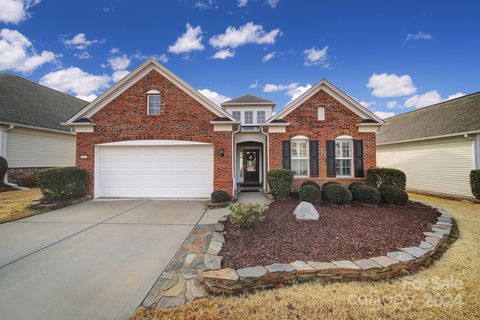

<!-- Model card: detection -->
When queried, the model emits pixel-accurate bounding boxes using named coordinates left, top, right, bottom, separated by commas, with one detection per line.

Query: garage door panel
left=97, top=145, right=214, bottom=198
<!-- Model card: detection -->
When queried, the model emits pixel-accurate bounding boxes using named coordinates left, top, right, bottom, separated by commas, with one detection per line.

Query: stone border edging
left=200, top=202, right=455, bottom=294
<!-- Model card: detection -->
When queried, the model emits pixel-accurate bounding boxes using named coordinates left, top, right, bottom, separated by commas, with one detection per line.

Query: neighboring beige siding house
left=0, top=74, right=88, bottom=184
left=377, top=92, right=480, bottom=198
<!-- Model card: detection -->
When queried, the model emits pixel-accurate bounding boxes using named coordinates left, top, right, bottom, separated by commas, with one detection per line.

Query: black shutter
left=282, top=141, right=291, bottom=170
left=309, top=140, right=319, bottom=177
left=354, top=140, right=364, bottom=177
left=326, top=140, right=336, bottom=177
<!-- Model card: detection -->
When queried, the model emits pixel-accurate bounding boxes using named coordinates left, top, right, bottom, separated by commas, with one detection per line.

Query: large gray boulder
left=294, top=201, right=319, bottom=220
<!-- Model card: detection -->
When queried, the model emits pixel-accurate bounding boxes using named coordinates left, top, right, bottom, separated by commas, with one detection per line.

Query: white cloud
left=405, top=32, right=432, bottom=41
left=404, top=90, right=442, bottom=109
left=367, top=73, right=417, bottom=98
left=212, top=49, right=235, bottom=59
left=386, top=100, right=398, bottom=108
left=194, top=0, right=217, bottom=9
left=132, top=51, right=169, bottom=64
left=76, top=94, right=97, bottom=102
left=168, top=23, right=204, bottom=54
left=266, top=0, right=279, bottom=8
left=374, top=111, right=395, bottom=119
left=0, top=0, right=41, bottom=24
left=107, top=54, right=131, bottom=71
left=447, top=92, right=465, bottom=100
left=198, top=89, right=230, bottom=105
left=110, top=47, right=119, bottom=54
left=263, top=82, right=311, bottom=101
left=303, top=46, right=329, bottom=67
left=238, top=0, right=248, bottom=7
left=249, top=80, right=259, bottom=88
left=0, top=28, right=57, bottom=73
left=359, top=100, right=376, bottom=108
left=40, top=67, right=111, bottom=98
left=262, top=51, right=276, bottom=62
left=64, top=33, right=104, bottom=50
left=74, top=51, right=92, bottom=60
left=112, top=70, right=129, bottom=82
left=209, top=22, right=281, bottom=49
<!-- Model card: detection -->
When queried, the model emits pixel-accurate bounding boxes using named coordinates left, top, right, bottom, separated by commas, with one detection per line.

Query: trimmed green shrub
left=380, top=185, right=409, bottom=205
left=322, top=181, right=340, bottom=190
left=301, top=180, right=320, bottom=189
left=211, top=190, right=231, bottom=203
left=267, top=169, right=294, bottom=198
left=228, top=202, right=265, bottom=229
left=471, top=169, right=480, bottom=199
left=367, top=168, right=406, bottom=190
left=348, top=181, right=365, bottom=191
left=351, top=185, right=381, bottom=204
left=299, top=185, right=322, bottom=205
left=0, top=156, right=7, bottom=182
left=323, top=184, right=352, bottom=205
left=38, top=167, right=88, bottom=200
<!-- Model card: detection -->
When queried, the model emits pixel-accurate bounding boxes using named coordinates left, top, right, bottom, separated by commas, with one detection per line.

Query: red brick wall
left=76, top=69, right=233, bottom=196
left=268, top=89, right=376, bottom=191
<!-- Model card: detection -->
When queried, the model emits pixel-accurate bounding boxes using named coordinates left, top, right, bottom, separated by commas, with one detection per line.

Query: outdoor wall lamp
left=219, top=148, right=225, bottom=157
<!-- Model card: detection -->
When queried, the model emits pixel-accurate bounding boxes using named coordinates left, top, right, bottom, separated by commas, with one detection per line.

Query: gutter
left=2, top=125, right=18, bottom=186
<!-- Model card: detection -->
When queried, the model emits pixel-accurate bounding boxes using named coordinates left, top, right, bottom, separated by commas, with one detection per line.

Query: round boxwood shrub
left=267, top=169, right=294, bottom=198
left=380, top=185, right=409, bottom=205
left=299, top=185, right=322, bottom=205
left=300, top=180, right=320, bottom=189
left=348, top=181, right=365, bottom=191
left=323, top=184, right=352, bottom=205
left=0, top=156, right=7, bottom=182
left=322, top=181, right=340, bottom=190
left=471, top=169, right=480, bottom=199
left=211, top=190, right=231, bottom=203
left=351, top=184, right=381, bottom=204
left=38, top=167, right=88, bottom=200
left=367, top=168, right=406, bottom=190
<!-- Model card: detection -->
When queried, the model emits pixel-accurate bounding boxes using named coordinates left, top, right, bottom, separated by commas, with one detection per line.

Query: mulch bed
left=0, top=183, right=18, bottom=193
left=221, top=198, right=439, bottom=269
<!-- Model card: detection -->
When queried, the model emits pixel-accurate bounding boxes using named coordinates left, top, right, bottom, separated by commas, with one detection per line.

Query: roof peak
left=222, top=94, right=275, bottom=105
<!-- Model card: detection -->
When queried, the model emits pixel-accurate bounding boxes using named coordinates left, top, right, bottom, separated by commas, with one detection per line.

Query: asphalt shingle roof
left=377, top=92, right=480, bottom=144
left=222, top=94, right=275, bottom=105
left=0, top=74, right=88, bottom=132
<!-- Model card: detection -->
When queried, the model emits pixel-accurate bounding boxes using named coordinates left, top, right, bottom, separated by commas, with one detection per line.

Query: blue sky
left=0, top=0, right=479, bottom=118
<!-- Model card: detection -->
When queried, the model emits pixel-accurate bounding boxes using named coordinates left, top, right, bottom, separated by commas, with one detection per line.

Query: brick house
left=65, top=59, right=384, bottom=198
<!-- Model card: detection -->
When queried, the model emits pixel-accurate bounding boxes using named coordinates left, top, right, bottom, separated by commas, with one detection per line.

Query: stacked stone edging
left=201, top=202, right=455, bottom=294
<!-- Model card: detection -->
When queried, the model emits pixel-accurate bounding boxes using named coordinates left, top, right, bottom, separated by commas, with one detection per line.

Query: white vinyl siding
left=377, top=136, right=474, bottom=198
left=6, top=128, right=76, bottom=168
left=96, top=144, right=213, bottom=198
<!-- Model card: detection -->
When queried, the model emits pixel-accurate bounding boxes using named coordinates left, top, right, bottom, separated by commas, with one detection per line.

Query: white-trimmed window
left=147, top=91, right=161, bottom=115
left=232, top=111, right=241, bottom=121
left=318, top=107, right=325, bottom=121
left=335, top=138, right=353, bottom=177
left=244, top=111, right=253, bottom=124
left=257, top=111, right=266, bottom=124
left=291, top=136, right=309, bottom=177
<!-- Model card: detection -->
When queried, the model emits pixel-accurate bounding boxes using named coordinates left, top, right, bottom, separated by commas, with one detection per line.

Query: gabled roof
left=266, top=79, right=384, bottom=124
left=65, top=58, right=235, bottom=124
left=0, top=74, right=88, bottom=132
left=377, top=91, right=480, bottom=145
left=222, top=94, right=275, bottom=106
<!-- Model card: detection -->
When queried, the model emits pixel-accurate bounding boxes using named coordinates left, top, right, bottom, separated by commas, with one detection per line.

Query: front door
left=244, top=149, right=259, bottom=183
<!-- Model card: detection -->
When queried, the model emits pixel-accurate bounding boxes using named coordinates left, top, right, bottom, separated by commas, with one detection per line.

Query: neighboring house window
left=244, top=111, right=253, bottom=124
left=291, top=137, right=309, bottom=177
left=318, top=107, right=325, bottom=121
left=335, top=139, right=353, bottom=177
left=257, top=111, right=266, bottom=124
left=232, top=111, right=241, bottom=121
left=147, top=94, right=161, bottom=115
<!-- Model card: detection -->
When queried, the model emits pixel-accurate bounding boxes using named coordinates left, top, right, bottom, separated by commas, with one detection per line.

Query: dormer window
left=147, top=90, right=161, bottom=115
left=232, top=111, right=241, bottom=121
left=244, top=111, right=253, bottom=124
left=257, top=111, right=265, bottom=124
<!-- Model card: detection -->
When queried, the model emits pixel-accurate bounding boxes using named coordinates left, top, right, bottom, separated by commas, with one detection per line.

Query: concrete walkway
left=0, top=199, right=207, bottom=320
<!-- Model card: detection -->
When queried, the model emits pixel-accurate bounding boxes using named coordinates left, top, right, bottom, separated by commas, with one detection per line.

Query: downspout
left=3, top=125, right=18, bottom=187
left=231, top=125, right=241, bottom=197
left=260, top=125, right=269, bottom=193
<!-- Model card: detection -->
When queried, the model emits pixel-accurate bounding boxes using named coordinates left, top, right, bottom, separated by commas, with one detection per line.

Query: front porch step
left=239, top=186, right=263, bottom=192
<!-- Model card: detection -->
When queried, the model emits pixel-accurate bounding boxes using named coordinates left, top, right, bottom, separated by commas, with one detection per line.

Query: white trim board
left=65, top=58, right=236, bottom=124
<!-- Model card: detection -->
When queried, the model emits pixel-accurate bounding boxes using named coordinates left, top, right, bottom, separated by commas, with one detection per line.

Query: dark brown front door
left=244, top=149, right=259, bottom=183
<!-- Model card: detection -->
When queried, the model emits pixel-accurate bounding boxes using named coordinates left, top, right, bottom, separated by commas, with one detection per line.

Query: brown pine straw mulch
left=221, top=197, right=439, bottom=269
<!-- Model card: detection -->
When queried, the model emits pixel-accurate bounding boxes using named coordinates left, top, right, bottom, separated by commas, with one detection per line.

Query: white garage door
left=96, top=142, right=214, bottom=198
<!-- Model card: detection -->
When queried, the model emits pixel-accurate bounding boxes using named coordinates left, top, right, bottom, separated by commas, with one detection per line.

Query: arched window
left=146, top=90, right=161, bottom=115
left=335, top=135, right=353, bottom=177
left=291, top=135, right=309, bottom=177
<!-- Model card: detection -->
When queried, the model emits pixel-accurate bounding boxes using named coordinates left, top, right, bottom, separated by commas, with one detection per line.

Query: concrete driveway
left=0, top=199, right=207, bottom=320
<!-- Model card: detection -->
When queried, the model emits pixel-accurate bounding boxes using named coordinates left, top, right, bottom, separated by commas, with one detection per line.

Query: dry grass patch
left=132, top=194, right=480, bottom=320
left=0, top=188, right=42, bottom=223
